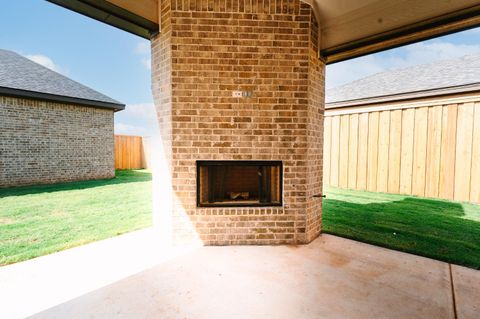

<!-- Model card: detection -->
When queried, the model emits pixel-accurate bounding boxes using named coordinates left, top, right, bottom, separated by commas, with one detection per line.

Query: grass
left=2, top=172, right=479, bottom=269
left=0, top=170, right=152, bottom=266
left=323, top=186, right=480, bottom=269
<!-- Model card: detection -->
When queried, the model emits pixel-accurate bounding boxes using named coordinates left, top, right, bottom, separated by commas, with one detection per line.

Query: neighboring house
left=324, top=54, right=480, bottom=204
left=0, top=49, right=125, bottom=188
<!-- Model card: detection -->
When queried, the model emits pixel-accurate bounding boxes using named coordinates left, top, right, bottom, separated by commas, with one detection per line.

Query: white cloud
left=115, top=122, right=149, bottom=136
left=135, top=41, right=150, bottom=54
left=326, top=41, right=480, bottom=89
left=141, top=57, right=151, bottom=69
left=326, top=55, right=385, bottom=89
left=134, top=41, right=151, bottom=69
left=115, top=102, right=159, bottom=137
left=398, top=42, right=480, bottom=67
left=25, top=54, right=68, bottom=75
left=122, top=103, right=156, bottom=118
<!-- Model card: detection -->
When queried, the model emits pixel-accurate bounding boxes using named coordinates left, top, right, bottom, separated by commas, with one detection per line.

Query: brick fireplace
left=152, top=0, right=324, bottom=245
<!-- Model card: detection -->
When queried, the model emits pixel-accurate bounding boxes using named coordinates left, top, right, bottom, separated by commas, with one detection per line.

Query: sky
left=1, top=1, right=480, bottom=136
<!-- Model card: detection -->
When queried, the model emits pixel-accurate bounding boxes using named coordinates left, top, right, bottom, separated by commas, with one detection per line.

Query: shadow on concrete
left=0, top=170, right=152, bottom=198
left=323, top=195, right=480, bottom=269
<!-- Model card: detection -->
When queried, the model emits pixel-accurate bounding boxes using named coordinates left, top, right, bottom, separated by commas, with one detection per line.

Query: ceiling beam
left=322, top=4, right=480, bottom=64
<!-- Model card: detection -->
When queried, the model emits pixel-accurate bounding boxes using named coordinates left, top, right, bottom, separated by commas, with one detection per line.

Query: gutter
left=0, top=86, right=125, bottom=111
left=46, top=0, right=159, bottom=39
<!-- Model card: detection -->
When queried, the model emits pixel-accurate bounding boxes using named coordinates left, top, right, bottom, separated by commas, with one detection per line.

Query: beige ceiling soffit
left=300, top=0, right=322, bottom=59
left=106, top=0, right=158, bottom=23
left=323, top=4, right=480, bottom=64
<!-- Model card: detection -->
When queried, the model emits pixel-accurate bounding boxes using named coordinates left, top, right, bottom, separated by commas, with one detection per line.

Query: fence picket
left=324, top=99, right=479, bottom=203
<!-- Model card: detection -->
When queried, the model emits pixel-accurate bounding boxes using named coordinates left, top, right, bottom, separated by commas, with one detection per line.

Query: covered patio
left=43, top=0, right=480, bottom=246
left=1, top=229, right=478, bottom=318
left=3, top=1, right=480, bottom=318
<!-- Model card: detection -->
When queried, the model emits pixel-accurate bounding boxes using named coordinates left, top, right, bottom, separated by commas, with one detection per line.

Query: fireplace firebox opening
left=197, top=161, right=282, bottom=207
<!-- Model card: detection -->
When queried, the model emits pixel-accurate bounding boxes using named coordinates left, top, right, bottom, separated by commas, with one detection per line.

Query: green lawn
left=323, top=187, right=480, bottom=269
left=0, top=170, right=152, bottom=266
left=3, top=173, right=479, bottom=270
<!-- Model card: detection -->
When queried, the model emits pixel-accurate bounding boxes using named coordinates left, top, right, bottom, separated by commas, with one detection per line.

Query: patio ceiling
left=47, top=0, right=480, bottom=63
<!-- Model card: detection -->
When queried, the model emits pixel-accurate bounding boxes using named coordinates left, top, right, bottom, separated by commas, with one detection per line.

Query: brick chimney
left=152, top=0, right=324, bottom=245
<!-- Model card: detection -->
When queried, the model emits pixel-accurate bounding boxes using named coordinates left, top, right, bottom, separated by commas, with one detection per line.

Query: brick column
left=152, top=0, right=325, bottom=245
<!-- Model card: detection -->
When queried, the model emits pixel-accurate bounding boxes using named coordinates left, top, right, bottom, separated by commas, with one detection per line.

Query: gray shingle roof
left=0, top=49, right=124, bottom=110
left=326, top=54, right=480, bottom=105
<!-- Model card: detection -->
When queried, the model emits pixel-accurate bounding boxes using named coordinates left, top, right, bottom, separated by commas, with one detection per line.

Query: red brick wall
left=305, top=11, right=324, bottom=242
left=151, top=0, right=324, bottom=245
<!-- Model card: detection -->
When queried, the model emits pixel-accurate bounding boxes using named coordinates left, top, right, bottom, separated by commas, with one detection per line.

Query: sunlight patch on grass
left=323, top=186, right=480, bottom=269
left=462, top=202, right=480, bottom=222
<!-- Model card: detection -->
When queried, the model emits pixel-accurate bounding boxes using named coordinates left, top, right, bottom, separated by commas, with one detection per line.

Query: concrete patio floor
left=1, top=229, right=478, bottom=319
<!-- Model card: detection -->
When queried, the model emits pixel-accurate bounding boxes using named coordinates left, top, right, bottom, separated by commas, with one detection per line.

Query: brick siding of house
left=152, top=0, right=325, bottom=245
left=0, top=96, right=115, bottom=188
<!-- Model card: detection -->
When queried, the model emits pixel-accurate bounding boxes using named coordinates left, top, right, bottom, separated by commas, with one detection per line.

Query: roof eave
left=0, top=86, right=125, bottom=111
left=326, top=83, right=480, bottom=109
left=46, top=0, right=159, bottom=39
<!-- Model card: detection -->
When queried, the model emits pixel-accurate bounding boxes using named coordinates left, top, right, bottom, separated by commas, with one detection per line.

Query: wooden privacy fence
left=114, top=135, right=150, bottom=169
left=323, top=96, right=480, bottom=203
